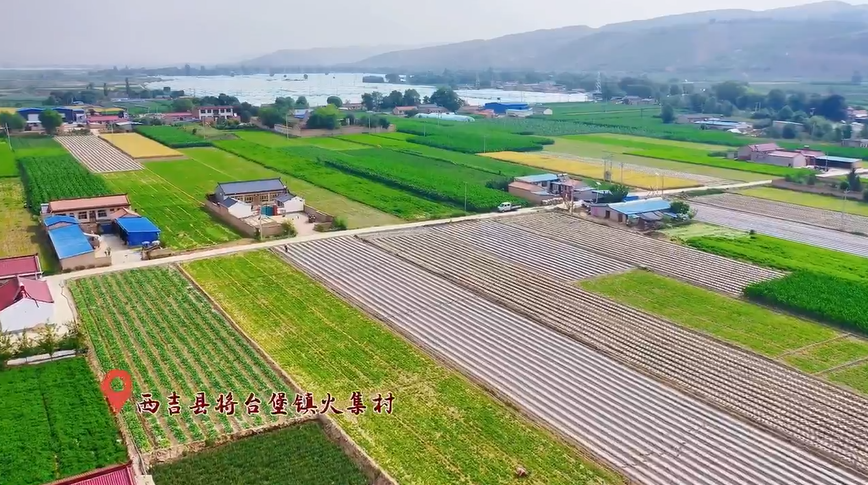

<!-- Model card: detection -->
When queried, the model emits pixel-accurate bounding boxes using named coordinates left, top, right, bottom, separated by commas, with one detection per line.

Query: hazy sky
left=3, top=0, right=865, bottom=66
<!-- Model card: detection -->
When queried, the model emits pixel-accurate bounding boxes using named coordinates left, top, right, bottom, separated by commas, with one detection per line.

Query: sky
left=3, top=0, right=865, bottom=67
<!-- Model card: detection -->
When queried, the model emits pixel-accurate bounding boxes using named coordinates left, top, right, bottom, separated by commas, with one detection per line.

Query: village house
left=0, top=276, right=54, bottom=333
left=215, top=178, right=291, bottom=207
left=676, top=114, right=717, bottom=124
left=842, top=139, right=868, bottom=148
left=772, top=120, right=806, bottom=134
left=160, top=112, right=196, bottom=123
left=43, top=216, right=106, bottom=271
left=754, top=150, right=808, bottom=168
left=43, top=195, right=132, bottom=233
left=392, top=106, right=418, bottom=116
left=736, top=143, right=781, bottom=161
left=507, top=181, right=559, bottom=204
left=589, top=198, right=674, bottom=230
left=416, top=104, right=449, bottom=114
left=194, top=106, right=238, bottom=121
left=0, top=255, right=42, bottom=282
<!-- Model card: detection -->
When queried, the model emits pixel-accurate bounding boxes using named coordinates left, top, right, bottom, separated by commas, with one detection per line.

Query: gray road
left=279, top=237, right=868, bottom=485
left=693, top=204, right=868, bottom=258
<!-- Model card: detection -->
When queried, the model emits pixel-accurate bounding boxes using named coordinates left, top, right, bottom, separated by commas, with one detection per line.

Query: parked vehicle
left=497, top=202, right=522, bottom=213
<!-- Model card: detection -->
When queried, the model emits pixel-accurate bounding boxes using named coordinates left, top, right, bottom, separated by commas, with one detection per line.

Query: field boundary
left=174, top=262, right=398, bottom=485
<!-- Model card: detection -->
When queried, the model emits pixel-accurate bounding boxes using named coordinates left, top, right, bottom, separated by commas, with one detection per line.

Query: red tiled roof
left=510, top=181, right=546, bottom=192
left=749, top=143, right=781, bottom=152
left=48, top=195, right=131, bottom=213
left=0, top=277, right=53, bottom=312
left=87, top=115, right=121, bottom=123
left=393, top=106, right=416, bottom=112
left=161, top=112, right=194, bottom=117
left=44, top=463, right=134, bottom=485
left=109, top=208, right=139, bottom=220
left=767, top=150, right=802, bottom=158
left=197, top=106, right=234, bottom=110
left=0, top=254, right=41, bottom=279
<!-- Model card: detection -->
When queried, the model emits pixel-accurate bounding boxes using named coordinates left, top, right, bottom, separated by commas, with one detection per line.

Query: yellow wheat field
left=100, top=133, right=183, bottom=159
left=482, top=151, right=699, bottom=190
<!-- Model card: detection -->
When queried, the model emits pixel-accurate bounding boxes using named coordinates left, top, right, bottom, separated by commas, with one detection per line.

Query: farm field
left=580, top=270, right=868, bottom=376
left=233, top=130, right=364, bottom=150
left=216, top=140, right=461, bottom=220
left=739, top=186, right=868, bottom=218
left=0, top=141, right=16, bottom=177
left=694, top=193, right=868, bottom=235
left=55, top=135, right=142, bottom=173
left=70, top=267, right=288, bottom=452
left=100, top=133, right=184, bottom=159
left=0, top=179, right=57, bottom=273
left=184, top=250, right=613, bottom=485
left=661, top=222, right=746, bottom=239
left=395, top=118, right=554, bottom=153
left=135, top=126, right=211, bottom=148
left=150, top=422, right=368, bottom=485
left=482, top=150, right=699, bottom=189
left=174, top=147, right=401, bottom=228
left=691, top=203, right=868, bottom=258
left=281, top=235, right=865, bottom=484
left=364, top=220, right=868, bottom=477
left=546, top=138, right=771, bottom=182
left=18, top=154, right=112, bottom=212
left=337, top=133, right=416, bottom=149
left=0, top=358, right=127, bottom=485
left=9, top=136, right=68, bottom=156
left=103, top=167, right=241, bottom=250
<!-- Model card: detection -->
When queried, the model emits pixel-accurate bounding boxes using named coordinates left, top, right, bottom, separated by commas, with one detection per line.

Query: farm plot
left=482, top=151, right=699, bottom=189
left=364, top=227, right=868, bottom=477
left=0, top=358, right=128, bottom=485
left=18, top=154, right=112, bottom=212
left=0, top=141, right=15, bottom=177
left=740, top=186, right=868, bottom=218
left=0, top=179, right=56, bottom=272
left=135, top=126, right=211, bottom=148
left=102, top=168, right=241, bottom=250
left=150, top=422, right=368, bottom=485
left=500, top=212, right=781, bottom=296
left=100, top=133, right=184, bottom=159
left=279, top=237, right=865, bottom=485
left=695, top=192, right=868, bottom=235
left=9, top=136, right=68, bottom=156
left=70, top=267, right=288, bottom=452
left=691, top=203, right=868, bottom=258
left=55, top=135, right=143, bottom=172
left=184, top=251, right=613, bottom=485
left=544, top=150, right=728, bottom=186
left=233, top=131, right=363, bottom=150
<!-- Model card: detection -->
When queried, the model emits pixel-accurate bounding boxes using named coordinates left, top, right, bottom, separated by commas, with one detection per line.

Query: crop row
left=394, top=118, right=554, bottom=153
left=9, top=136, right=68, bottom=156
left=363, top=224, right=868, bottom=475
left=0, top=358, right=128, bottom=485
left=214, top=140, right=460, bottom=220
left=55, top=135, right=143, bottom=173
left=314, top=148, right=522, bottom=212
left=18, top=154, right=112, bottom=212
left=0, top=141, right=16, bottom=177
left=135, top=125, right=212, bottom=148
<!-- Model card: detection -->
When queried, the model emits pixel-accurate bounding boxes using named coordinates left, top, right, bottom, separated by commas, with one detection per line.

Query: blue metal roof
left=217, top=178, right=285, bottom=195
left=515, top=174, right=559, bottom=184
left=608, top=198, right=671, bottom=215
left=47, top=224, right=93, bottom=259
left=43, top=215, right=78, bottom=227
left=116, top=216, right=160, bottom=234
left=816, top=155, right=861, bottom=163
left=220, top=197, right=239, bottom=208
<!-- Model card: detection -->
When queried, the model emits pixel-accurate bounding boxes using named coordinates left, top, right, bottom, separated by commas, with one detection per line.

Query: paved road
left=693, top=203, right=868, bottom=257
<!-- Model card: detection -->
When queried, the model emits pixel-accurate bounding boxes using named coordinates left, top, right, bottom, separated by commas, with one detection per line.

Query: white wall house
left=196, top=106, right=238, bottom=119
left=220, top=197, right=254, bottom=218
left=0, top=277, right=55, bottom=333
left=276, top=194, right=305, bottom=214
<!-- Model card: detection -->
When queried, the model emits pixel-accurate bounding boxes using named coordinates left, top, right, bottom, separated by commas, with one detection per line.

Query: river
left=146, top=73, right=588, bottom=107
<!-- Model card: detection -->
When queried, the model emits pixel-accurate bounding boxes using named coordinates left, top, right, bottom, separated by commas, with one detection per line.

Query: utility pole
left=464, top=182, right=468, bottom=214
left=4, top=124, right=10, bottom=148
left=842, top=189, right=850, bottom=230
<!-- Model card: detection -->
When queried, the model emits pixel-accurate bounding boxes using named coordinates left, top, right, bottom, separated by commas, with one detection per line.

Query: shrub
left=282, top=221, right=297, bottom=237
left=331, top=216, right=348, bottom=231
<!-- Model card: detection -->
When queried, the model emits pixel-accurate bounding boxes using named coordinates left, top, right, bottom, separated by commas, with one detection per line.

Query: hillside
left=242, top=44, right=427, bottom=67
left=353, top=1, right=868, bottom=78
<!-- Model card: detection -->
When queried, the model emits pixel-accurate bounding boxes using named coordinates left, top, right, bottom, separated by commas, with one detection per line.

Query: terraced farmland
left=692, top=203, right=868, bottom=258
left=70, top=267, right=288, bottom=452
left=363, top=226, right=868, bottom=476
left=501, top=211, right=781, bottom=296
left=56, top=135, right=143, bottom=172
left=280, top=237, right=866, bottom=485
left=695, top=192, right=868, bottom=235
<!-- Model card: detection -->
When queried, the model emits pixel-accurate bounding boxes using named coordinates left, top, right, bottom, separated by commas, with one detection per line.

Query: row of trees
left=0, top=110, right=62, bottom=133
left=359, top=87, right=463, bottom=113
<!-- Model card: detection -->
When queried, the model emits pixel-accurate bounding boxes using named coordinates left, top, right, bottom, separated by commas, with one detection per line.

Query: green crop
left=18, top=154, right=112, bottom=212
left=0, top=142, right=15, bottom=177
left=136, top=126, right=212, bottom=148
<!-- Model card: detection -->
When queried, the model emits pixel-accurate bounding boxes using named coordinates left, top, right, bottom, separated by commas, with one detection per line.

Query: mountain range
left=303, top=1, right=868, bottom=79
left=241, top=44, right=437, bottom=68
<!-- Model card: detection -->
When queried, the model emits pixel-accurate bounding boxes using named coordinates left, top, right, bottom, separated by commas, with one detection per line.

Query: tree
left=402, top=89, right=421, bottom=106
left=326, top=96, right=343, bottom=107
left=782, top=124, right=798, bottom=139
left=842, top=124, right=854, bottom=140
left=669, top=84, right=683, bottom=96
left=258, top=107, right=283, bottom=128
left=0, top=112, right=26, bottom=131
left=817, top=94, right=847, bottom=121
left=670, top=200, right=690, bottom=214
left=295, top=96, right=309, bottom=109
left=430, top=87, right=462, bottom=112
left=660, top=104, right=675, bottom=123
left=601, top=183, right=630, bottom=203
left=776, top=105, right=794, bottom=121
left=102, top=83, right=109, bottom=97
left=766, top=89, right=787, bottom=111
left=422, top=95, right=431, bottom=104
left=385, top=73, right=401, bottom=83
left=381, top=90, right=404, bottom=110
left=688, top=93, right=707, bottom=112
left=37, top=325, right=60, bottom=357
left=124, top=77, right=131, bottom=97
left=720, top=100, right=734, bottom=117
left=848, top=169, right=863, bottom=192
left=378, top=117, right=390, bottom=129
left=361, top=93, right=375, bottom=111
left=172, top=98, right=193, bottom=112
left=274, top=97, right=295, bottom=111
left=306, top=105, right=342, bottom=130
left=38, top=109, right=63, bottom=134
left=711, top=81, right=747, bottom=105
left=702, top=96, right=718, bottom=114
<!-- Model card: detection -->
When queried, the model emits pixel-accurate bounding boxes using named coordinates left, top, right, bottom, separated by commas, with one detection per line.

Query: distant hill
left=353, top=1, right=868, bottom=79
left=241, top=44, right=435, bottom=68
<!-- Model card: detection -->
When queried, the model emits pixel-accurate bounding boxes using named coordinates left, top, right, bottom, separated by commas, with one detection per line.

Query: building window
left=97, top=210, right=107, bottom=218
left=78, top=211, right=88, bottom=220
left=244, top=196, right=253, bottom=203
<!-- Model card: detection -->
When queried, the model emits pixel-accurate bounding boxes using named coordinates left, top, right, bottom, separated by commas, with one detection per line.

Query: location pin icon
left=100, top=369, right=133, bottom=414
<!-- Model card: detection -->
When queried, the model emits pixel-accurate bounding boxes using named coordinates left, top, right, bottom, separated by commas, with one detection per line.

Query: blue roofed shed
left=115, top=216, right=161, bottom=247
left=47, top=224, right=93, bottom=259
left=484, top=102, right=530, bottom=114
left=515, top=173, right=559, bottom=184
left=608, top=198, right=672, bottom=216
left=43, top=215, right=79, bottom=228
left=815, top=156, right=862, bottom=170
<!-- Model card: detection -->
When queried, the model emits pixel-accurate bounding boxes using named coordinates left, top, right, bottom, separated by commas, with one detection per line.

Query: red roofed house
left=392, top=106, right=418, bottom=116
left=0, top=276, right=54, bottom=333
left=160, top=112, right=196, bottom=123
left=737, top=143, right=781, bottom=161
left=194, top=106, right=238, bottom=122
left=754, top=150, right=808, bottom=168
left=0, top=254, right=42, bottom=282
left=87, top=115, right=122, bottom=124
left=44, top=194, right=132, bottom=233
left=44, top=463, right=134, bottom=485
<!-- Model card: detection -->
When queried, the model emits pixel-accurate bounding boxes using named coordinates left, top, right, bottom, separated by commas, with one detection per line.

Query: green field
left=135, top=125, right=211, bottom=148
left=184, top=251, right=614, bottom=485
left=0, top=179, right=57, bottom=273
left=9, top=136, right=68, bottom=156
left=0, top=358, right=128, bottom=485
left=71, top=267, right=289, bottom=451
left=19, top=154, right=113, bottom=213
left=176, top=147, right=400, bottom=229
left=151, top=422, right=368, bottom=485
left=738, top=187, right=868, bottom=217
left=580, top=271, right=868, bottom=381
left=233, top=131, right=365, bottom=150
left=0, top=141, right=16, bottom=177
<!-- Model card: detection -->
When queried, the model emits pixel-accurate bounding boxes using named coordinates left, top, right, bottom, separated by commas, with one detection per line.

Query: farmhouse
left=484, top=102, right=529, bottom=115
left=416, top=104, right=449, bottom=114
left=695, top=120, right=748, bottom=131
left=17, top=107, right=86, bottom=125
left=0, top=276, right=54, bottom=333
left=194, top=106, right=238, bottom=121
left=43, top=216, right=107, bottom=271
left=0, top=254, right=42, bottom=282
left=754, top=150, right=807, bottom=168
left=815, top=155, right=863, bottom=170
left=160, top=112, right=196, bottom=123
left=44, top=194, right=132, bottom=233
left=514, top=173, right=560, bottom=191
left=676, top=114, right=717, bottom=124
left=508, top=181, right=560, bottom=204
left=215, top=178, right=290, bottom=206
left=590, top=198, right=673, bottom=229
left=392, top=106, right=417, bottom=115
left=772, top=120, right=805, bottom=134
left=737, top=143, right=781, bottom=161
